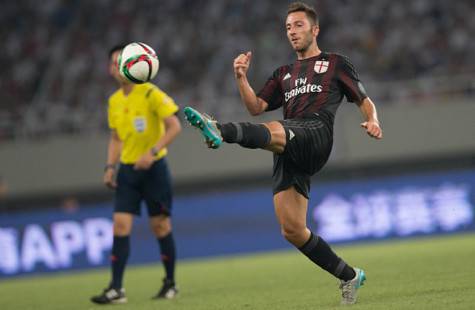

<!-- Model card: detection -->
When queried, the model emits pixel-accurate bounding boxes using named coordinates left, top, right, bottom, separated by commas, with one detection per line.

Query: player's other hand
left=103, top=168, right=117, bottom=189
left=234, top=51, right=252, bottom=79
left=134, top=152, right=155, bottom=170
left=360, top=120, right=383, bottom=139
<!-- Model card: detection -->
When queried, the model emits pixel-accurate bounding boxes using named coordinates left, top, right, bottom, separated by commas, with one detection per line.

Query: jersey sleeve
left=257, top=68, right=284, bottom=111
left=338, top=56, right=368, bottom=103
left=107, top=98, right=116, bottom=129
left=148, top=86, right=179, bottom=119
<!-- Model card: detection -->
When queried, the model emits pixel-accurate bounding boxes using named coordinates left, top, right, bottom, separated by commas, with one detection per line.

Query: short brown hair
left=287, top=2, right=319, bottom=26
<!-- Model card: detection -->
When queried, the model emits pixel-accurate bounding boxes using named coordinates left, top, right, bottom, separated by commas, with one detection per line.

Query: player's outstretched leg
left=184, top=107, right=278, bottom=151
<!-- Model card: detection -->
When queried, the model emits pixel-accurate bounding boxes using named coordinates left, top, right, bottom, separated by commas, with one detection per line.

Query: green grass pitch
left=1, top=234, right=474, bottom=310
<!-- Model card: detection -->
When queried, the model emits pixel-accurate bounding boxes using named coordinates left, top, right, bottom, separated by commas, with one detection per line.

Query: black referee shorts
left=115, top=158, right=173, bottom=217
left=273, top=117, right=333, bottom=199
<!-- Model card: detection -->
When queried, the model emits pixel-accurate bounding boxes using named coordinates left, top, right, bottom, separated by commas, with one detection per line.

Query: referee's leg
left=149, top=214, right=175, bottom=281
left=90, top=212, right=132, bottom=304
left=110, top=212, right=134, bottom=289
left=145, top=159, right=178, bottom=299
left=150, top=215, right=178, bottom=299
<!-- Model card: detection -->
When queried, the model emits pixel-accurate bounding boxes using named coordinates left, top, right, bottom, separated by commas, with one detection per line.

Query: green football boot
left=184, top=107, right=223, bottom=149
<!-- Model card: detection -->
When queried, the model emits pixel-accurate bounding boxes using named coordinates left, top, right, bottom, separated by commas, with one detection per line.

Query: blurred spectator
left=1, top=0, right=474, bottom=140
left=60, top=196, right=80, bottom=214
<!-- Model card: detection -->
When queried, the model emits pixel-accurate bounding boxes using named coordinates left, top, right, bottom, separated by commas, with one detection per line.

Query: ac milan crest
left=314, top=60, right=329, bottom=74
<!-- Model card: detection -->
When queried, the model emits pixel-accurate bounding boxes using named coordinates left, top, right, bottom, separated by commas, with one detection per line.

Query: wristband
left=104, top=164, right=116, bottom=172
left=151, top=147, right=159, bottom=156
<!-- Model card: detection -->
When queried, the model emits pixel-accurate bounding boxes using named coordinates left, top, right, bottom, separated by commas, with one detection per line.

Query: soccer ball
left=118, top=42, right=159, bottom=84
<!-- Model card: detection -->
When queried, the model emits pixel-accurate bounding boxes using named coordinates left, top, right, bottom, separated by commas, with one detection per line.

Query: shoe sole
left=183, top=107, right=222, bottom=149
left=111, top=297, right=128, bottom=304
left=152, top=288, right=179, bottom=300
left=155, top=293, right=178, bottom=300
left=91, top=297, right=127, bottom=305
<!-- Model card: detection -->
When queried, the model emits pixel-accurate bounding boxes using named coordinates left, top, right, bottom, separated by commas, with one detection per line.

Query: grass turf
left=1, top=234, right=474, bottom=310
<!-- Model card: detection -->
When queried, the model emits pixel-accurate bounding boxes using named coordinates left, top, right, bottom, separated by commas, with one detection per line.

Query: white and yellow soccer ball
left=118, top=42, right=159, bottom=84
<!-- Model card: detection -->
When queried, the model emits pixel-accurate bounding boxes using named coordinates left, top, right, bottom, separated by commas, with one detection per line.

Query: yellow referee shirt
left=108, top=83, right=179, bottom=164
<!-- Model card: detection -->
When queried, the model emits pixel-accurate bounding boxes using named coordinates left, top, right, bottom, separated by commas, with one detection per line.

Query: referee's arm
left=134, top=114, right=181, bottom=171
left=104, top=130, right=122, bottom=188
left=153, top=114, right=182, bottom=151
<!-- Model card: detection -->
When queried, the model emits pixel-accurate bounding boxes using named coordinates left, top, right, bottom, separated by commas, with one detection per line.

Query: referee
left=91, top=44, right=182, bottom=304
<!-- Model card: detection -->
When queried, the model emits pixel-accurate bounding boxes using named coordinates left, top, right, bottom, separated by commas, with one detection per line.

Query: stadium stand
left=1, top=0, right=474, bottom=140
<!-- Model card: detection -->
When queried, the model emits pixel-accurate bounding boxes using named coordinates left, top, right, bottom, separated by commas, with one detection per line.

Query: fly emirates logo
left=284, top=77, right=323, bottom=102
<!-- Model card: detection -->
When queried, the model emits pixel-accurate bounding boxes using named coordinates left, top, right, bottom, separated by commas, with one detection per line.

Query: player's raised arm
left=358, top=97, right=383, bottom=139
left=233, top=51, right=269, bottom=116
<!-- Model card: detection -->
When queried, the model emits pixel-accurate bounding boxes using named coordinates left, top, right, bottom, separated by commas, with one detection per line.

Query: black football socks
left=218, top=122, right=271, bottom=149
left=158, top=233, right=176, bottom=281
left=110, top=235, right=130, bottom=289
left=299, top=232, right=356, bottom=281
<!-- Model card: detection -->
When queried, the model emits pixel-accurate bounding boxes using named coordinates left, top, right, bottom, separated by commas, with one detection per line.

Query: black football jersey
left=257, top=52, right=367, bottom=126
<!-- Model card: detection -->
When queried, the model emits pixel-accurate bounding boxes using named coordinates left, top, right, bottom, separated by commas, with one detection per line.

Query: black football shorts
left=273, top=117, right=333, bottom=199
left=115, top=158, right=173, bottom=216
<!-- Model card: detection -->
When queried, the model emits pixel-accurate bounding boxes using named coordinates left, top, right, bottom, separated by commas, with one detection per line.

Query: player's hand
left=103, top=168, right=117, bottom=189
left=233, top=51, right=252, bottom=79
left=134, top=152, right=155, bottom=170
left=360, top=120, right=383, bottom=139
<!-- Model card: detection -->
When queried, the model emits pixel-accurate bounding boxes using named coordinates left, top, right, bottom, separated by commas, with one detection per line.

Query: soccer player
left=184, top=2, right=382, bottom=305
left=91, top=44, right=182, bottom=304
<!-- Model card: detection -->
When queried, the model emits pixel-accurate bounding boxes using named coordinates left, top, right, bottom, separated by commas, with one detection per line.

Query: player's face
left=109, top=51, right=128, bottom=84
left=286, top=11, right=319, bottom=52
